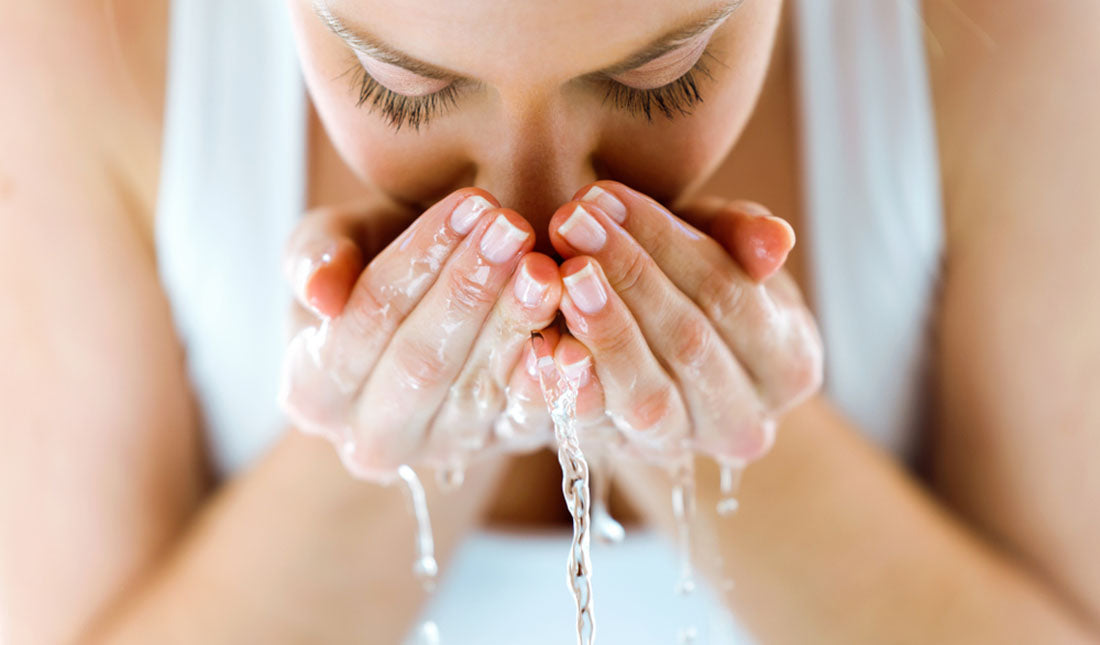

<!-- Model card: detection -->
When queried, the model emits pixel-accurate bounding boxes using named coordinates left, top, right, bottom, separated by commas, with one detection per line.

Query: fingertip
left=303, top=238, right=363, bottom=317
left=513, top=253, right=562, bottom=309
left=559, top=254, right=602, bottom=278
left=525, top=326, right=562, bottom=379
left=714, top=208, right=796, bottom=283
left=554, top=335, right=594, bottom=387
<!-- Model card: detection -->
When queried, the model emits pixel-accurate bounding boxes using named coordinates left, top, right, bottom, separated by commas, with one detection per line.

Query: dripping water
left=717, top=461, right=744, bottom=516
left=397, top=465, right=439, bottom=589
left=533, top=332, right=596, bottom=645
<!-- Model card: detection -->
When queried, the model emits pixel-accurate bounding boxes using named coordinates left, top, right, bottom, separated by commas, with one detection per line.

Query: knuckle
left=697, top=266, right=748, bottom=325
left=587, top=315, right=637, bottom=355
left=621, top=385, right=682, bottom=438
left=670, top=314, right=715, bottom=375
left=344, top=275, right=399, bottom=336
left=392, top=338, right=451, bottom=391
left=449, top=368, right=505, bottom=416
left=444, top=266, right=498, bottom=315
left=613, top=249, right=651, bottom=297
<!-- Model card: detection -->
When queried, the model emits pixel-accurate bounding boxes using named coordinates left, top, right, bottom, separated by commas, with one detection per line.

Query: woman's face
left=289, top=0, right=782, bottom=231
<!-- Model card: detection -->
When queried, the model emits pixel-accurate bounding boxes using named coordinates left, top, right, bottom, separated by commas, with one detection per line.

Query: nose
left=471, top=97, right=599, bottom=255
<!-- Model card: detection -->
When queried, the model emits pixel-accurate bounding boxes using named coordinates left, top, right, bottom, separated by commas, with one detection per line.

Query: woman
left=2, top=0, right=1098, bottom=643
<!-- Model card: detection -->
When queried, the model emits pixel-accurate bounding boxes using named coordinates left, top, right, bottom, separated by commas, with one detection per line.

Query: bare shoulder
left=921, top=0, right=1100, bottom=625
left=923, top=0, right=1100, bottom=238
left=0, top=0, right=168, bottom=219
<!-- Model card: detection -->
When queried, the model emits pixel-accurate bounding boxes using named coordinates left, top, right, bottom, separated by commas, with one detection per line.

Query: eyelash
left=346, top=48, right=718, bottom=132
left=348, top=65, right=462, bottom=132
left=600, top=51, right=717, bottom=121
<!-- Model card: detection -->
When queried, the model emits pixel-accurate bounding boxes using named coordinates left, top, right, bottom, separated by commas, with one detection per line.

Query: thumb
left=283, top=206, right=367, bottom=319
left=683, top=198, right=796, bottom=283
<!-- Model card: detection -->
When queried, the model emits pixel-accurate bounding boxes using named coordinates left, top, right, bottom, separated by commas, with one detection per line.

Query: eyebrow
left=312, top=0, right=743, bottom=82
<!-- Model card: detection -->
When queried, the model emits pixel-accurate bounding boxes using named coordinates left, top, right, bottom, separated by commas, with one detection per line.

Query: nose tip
left=477, top=167, right=598, bottom=258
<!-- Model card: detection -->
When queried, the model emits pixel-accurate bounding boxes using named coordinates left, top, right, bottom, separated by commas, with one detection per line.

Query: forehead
left=325, top=0, right=724, bottom=84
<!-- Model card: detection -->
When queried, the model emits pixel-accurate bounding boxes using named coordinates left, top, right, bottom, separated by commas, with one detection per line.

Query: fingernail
left=558, top=205, right=607, bottom=253
left=450, top=194, right=494, bottom=235
left=513, top=262, right=548, bottom=308
left=764, top=215, right=796, bottom=246
left=559, top=355, right=592, bottom=386
left=525, top=344, right=540, bottom=377
left=480, top=214, right=529, bottom=264
left=563, top=263, right=607, bottom=314
left=580, top=185, right=627, bottom=223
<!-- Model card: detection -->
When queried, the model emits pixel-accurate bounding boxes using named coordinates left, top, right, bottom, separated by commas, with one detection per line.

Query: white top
left=154, top=1, right=943, bottom=643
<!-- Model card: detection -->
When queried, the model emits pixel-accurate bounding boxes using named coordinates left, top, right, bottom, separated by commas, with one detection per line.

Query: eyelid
left=354, top=51, right=453, bottom=97
left=609, top=24, right=720, bottom=90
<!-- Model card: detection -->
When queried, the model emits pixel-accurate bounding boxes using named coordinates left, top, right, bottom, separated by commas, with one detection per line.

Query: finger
left=556, top=257, right=691, bottom=459
left=278, top=189, right=496, bottom=455
left=282, top=207, right=367, bottom=318
left=551, top=334, right=621, bottom=452
left=428, top=252, right=562, bottom=455
left=682, top=198, right=796, bottom=283
left=492, top=327, right=562, bottom=452
left=318, top=189, right=498, bottom=395
left=549, top=202, right=773, bottom=460
left=347, top=209, right=535, bottom=474
left=570, top=182, right=821, bottom=412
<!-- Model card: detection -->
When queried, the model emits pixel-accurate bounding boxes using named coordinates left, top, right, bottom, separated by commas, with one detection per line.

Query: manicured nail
left=480, top=214, right=529, bottom=264
left=559, top=355, right=592, bottom=386
left=513, top=262, right=548, bottom=308
left=450, top=194, right=494, bottom=235
left=563, top=263, right=607, bottom=314
left=580, top=185, right=627, bottom=223
left=558, top=205, right=607, bottom=253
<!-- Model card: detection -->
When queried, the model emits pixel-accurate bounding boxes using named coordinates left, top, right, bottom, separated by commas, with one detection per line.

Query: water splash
left=533, top=332, right=596, bottom=645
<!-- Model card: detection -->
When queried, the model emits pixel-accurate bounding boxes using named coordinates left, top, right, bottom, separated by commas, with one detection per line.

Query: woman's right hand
left=278, top=188, right=564, bottom=483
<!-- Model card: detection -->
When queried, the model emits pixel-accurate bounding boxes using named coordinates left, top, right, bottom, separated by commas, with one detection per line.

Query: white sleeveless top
left=155, top=2, right=943, bottom=643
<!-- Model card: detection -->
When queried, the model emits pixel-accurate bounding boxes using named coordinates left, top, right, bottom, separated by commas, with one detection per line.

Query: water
left=413, top=619, right=441, bottom=645
left=533, top=332, right=596, bottom=645
left=397, top=465, right=439, bottom=589
left=717, top=462, right=744, bottom=516
left=670, top=457, right=697, bottom=597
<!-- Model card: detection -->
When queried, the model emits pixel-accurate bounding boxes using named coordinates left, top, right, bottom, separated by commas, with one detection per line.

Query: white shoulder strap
left=155, top=0, right=306, bottom=476
left=792, top=0, right=945, bottom=460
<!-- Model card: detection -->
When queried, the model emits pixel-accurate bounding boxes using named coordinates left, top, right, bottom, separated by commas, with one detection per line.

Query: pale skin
left=1, top=1, right=1099, bottom=645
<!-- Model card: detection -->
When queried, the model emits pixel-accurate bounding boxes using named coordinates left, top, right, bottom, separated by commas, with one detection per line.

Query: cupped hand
left=277, top=189, right=565, bottom=483
left=543, top=181, right=824, bottom=467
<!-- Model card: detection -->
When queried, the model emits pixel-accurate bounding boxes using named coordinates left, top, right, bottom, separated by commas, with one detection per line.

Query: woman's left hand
left=543, top=181, right=824, bottom=466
